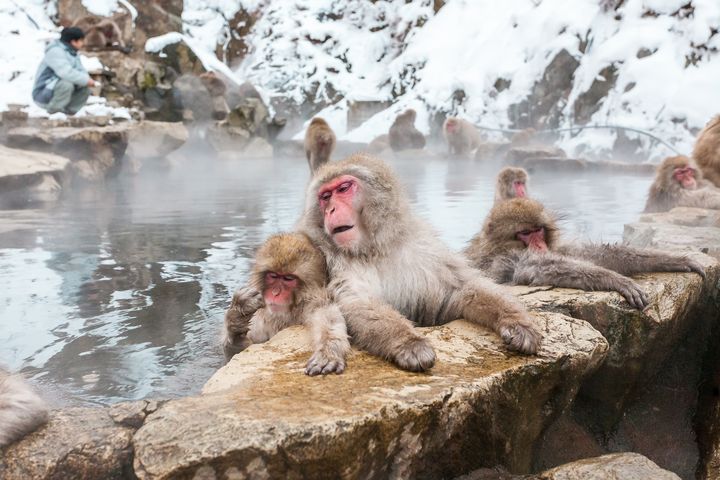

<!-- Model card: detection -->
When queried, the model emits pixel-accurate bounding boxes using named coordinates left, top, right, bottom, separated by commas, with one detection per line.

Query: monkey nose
left=272, top=287, right=281, bottom=296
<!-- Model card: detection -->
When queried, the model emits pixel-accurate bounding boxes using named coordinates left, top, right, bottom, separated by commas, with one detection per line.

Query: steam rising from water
left=0, top=150, right=652, bottom=405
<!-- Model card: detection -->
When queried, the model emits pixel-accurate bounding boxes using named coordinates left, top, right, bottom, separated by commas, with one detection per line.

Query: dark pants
left=43, top=79, right=90, bottom=115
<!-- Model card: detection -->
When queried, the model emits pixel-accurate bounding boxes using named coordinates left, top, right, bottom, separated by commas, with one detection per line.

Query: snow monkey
left=0, top=367, right=48, bottom=447
left=443, top=117, right=483, bottom=156
left=73, top=16, right=129, bottom=53
left=693, top=115, right=720, bottom=187
left=494, top=167, right=529, bottom=204
left=388, top=109, right=426, bottom=151
left=644, top=155, right=720, bottom=213
left=299, top=154, right=542, bottom=372
left=304, top=117, right=337, bottom=173
left=466, top=198, right=706, bottom=310
left=223, top=232, right=350, bottom=376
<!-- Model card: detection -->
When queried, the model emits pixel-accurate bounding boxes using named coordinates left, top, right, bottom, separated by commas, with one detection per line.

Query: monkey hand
left=393, top=336, right=436, bottom=372
left=500, top=314, right=542, bottom=355
left=305, top=348, right=346, bottom=376
left=229, top=286, right=264, bottom=318
left=679, top=257, right=706, bottom=280
left=613, top=277, right=650, bottom=310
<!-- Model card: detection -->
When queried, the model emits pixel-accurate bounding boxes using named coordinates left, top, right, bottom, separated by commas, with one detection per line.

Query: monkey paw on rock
left=305, top=350, right=346, bottom=376
left=614, top=277, right=650, bottom=310
left=394, top=337, right=436, bottom=372
left=500, top=321, right=542, bottom=355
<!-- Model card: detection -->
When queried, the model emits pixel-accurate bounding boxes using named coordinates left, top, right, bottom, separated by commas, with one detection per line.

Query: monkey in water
left=465, top=198, right=705, bottom=310
left=693, top=115, right=720, bottom=187
left=304, top=117, right=337, bottom=173
left=494, top=167, right=529, bottom=204
left=388, top=109, right=426, bottom=152
left=298, top=154, right=541, bottom=372
left=443, top=117, right=483, bottom=157
left=223, top=232, right=350, bottom=375
left=644, top=155, right=720, bottom=213
left=0, top=367, right=48, bottom=448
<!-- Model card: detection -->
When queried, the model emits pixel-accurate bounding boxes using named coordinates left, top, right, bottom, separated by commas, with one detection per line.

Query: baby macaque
left=223, top=232, right=350, bottom=375
left=494, top=167, right=529, bottom=204
left=0, top=367, right=48, bottom=447
left=644, top=155, right=720, bottom=213
left=304, top=117, right=337, bottom=173
left=443, top=117, right=482, bottom=156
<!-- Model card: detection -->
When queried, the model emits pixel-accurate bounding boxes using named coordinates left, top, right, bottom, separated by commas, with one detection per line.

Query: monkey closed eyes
left=494, top=167, right=529, bottom=204
left=388, top=109, right=426, bottom=152
left=466, top=198, right=706, bottom=310
left=299, top=154, right=541, bottom=373
left=223, top=232, right=350, bottom=376
left=0, top=367, right=48, bottom=447
left=443, top=117, right=483, bottom=157
left=644, top=155, right=720, bottom=213
left=304, top=117, right=337, bottom=173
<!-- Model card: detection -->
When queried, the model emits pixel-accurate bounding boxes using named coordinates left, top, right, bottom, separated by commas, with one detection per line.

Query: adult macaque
left=304, top=117, right=337, bottom=173
left=368, top=134, right=390, bottom=154
left=510, top=128, right=537, bottom=147
left=223, top=233, right=350, bottom=376
left=693, top=115, right=720, bottom=186
left=73, top=17, right=129, bottom=53
left=466, top=198, right=705, bottom=310
left=443, top=117, right=482, bottom=156
left=0, top=368, right=48, bottom=447
left=299, top=155, right=541, bottom=372
left=644, top=155, right=720, bottom=213
left=388, top=109, right=426, bottom=151
left=494, top=167, right=529, bottom=204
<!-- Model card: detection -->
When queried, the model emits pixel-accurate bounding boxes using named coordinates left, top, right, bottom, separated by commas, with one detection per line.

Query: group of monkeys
left=223, top=113, right=720, bottom=377
left=1, top=113, right=719, bottom=451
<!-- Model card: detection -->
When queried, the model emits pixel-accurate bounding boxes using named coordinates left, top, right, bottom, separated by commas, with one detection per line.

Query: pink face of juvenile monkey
left=517, top=227, right=548, bottom=252
left=513, top=180, right=527, bottom=198
left=445, top=119, right=458, bottom=134
left=673, top=166, right=697, bottom=189
left=318, top=175, right=364, bottom=249
left=263, top=272, right=298, bottom=313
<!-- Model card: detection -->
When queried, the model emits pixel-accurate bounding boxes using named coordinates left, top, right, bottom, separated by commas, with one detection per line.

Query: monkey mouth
left=332, top=225, right=354, bottom=235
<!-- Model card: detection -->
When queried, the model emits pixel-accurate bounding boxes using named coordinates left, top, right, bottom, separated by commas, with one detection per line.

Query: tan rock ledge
left=536, top=452, right=680, bottom=480
left=132, top=315, right=607, bottom=480
left=509, top=253, right=718, bottom=430
left=624, top=222, right=720, bottom=259
left=639, top=207, right=720, bottom=229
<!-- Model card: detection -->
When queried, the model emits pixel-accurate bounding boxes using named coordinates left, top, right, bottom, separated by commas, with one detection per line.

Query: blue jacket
left=32, top=40, right=90, bottom=104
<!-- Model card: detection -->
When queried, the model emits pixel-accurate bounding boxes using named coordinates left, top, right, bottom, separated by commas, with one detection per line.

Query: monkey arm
left=506, top=251, right=650, bottom=310
left=222, top=286, right=263, bottom=361
left=336, top=298, right=436, bottom=372
left=560, top=244, right=706, bottom=279
left=304, top=304, right=351, bottom=376
left=680, top=189, right=720, bottom=210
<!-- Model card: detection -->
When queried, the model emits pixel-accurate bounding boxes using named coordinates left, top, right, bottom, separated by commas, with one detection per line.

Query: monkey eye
left=319, top=191, right=332, bottom=202
left=282, top=275, right=296, bottom=282
left=336, top=181, right=352, bottom=193
left=268, top=272, right=279, bottom=279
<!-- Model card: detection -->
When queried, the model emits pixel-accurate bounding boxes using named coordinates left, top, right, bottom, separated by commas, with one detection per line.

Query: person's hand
left=87, top=78, right=97, bottom=87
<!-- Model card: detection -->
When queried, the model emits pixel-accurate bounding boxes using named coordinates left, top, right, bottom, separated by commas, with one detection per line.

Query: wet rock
left=509, top=156, right=587, bottom=172
left=0, top=145, right=69, bottom=203
left=505, top=146, right=567, bottom=164
left=510, top=254, right=719, bottom=430
left=134, top=316, right=608, bottom=479
left=221, top=8, right=260, bottom=68
left=639, top=207, right=720, bottom=228
left=174, top=74, right=215, bottom=123
left=206, top=123, right=251, bottom=155
left=242, top=137, right=273, bottom=158
left=109, top=400, right=160, bottom=429
left=475, top=141, right=511, bottom=161
left=133, top=1, right=183, bottom=55
left=573, top=64, right=618, bottom=125
left=0, top=407, right=135, bottom=480
left=126, top=121, right=188, bottom=164
left=537, top=453, right=680, bottom=480
left=623, top=222, right=720, bottom=259
left=6, top=125, right=129, bottom=182
left=348, top=100, right=392, bottom=130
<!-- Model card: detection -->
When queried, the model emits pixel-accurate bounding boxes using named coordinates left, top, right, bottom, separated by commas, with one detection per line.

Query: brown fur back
left=304, top=117, right=337, bottom=172
left=693, top=115, right=720, bottom=186
left=0, top=369, right=48, bottom=447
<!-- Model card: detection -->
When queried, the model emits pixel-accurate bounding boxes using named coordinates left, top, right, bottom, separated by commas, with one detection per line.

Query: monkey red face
left=263, top=272, right=298, bottom=313
left=673, top=167, right=697, bottom=189
left=513, top=181, right=527, bottom=198
left=318, top=175, right=363, bottom=249
left=517, top=227, right=548, bottom=252
left=445, top=120, right=457, bottom=133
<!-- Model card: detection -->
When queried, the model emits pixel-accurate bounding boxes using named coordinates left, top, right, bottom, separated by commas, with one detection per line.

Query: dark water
left=0, top=155, right=653, bottom=405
